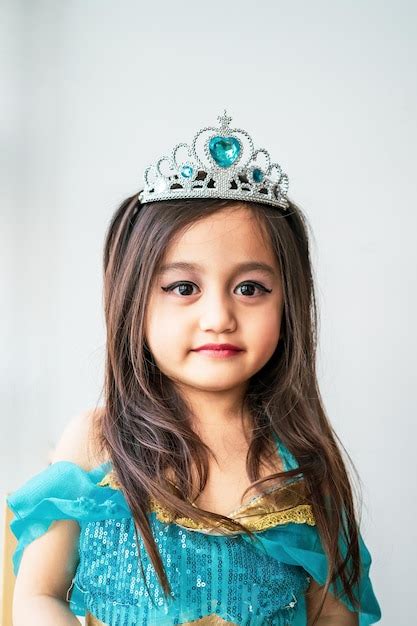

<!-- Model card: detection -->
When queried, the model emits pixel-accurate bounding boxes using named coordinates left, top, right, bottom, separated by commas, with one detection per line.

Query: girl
left=7, top=112, right=382, bottom=625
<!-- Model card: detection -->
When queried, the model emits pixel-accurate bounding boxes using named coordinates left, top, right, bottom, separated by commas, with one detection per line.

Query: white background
left=2, top=1, right=416, bottom=624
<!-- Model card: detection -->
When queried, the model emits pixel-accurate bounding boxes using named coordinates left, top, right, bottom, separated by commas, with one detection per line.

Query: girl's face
left=144, top=205, right=284, bottom=397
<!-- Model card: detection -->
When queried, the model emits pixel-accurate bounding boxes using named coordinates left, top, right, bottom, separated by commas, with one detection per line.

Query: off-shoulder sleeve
left=241, top=517, right=382, bottom=625
left=266, top=434, right=382, bottom=624
left=6, top=460, right=131, bottom=577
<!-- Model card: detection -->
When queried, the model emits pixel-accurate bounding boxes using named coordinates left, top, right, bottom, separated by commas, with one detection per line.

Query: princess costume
left=7, top=433, right=381, bottom=625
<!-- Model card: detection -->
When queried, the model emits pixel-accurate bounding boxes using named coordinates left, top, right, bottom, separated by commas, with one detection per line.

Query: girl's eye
left=161, top=281, right=272, bottom=297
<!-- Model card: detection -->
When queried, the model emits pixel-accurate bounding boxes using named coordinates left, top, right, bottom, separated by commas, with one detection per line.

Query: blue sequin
left=72, top=512, right=310, bottom=625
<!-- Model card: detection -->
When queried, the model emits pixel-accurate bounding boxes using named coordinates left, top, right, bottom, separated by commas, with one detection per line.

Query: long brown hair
left=92, top=194, right=363, bottom=625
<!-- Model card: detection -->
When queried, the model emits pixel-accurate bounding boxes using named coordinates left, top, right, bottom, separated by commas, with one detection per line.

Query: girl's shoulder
left=7, top=409, right=128, bottom=579
left=49, top=405, right=110, bottom=470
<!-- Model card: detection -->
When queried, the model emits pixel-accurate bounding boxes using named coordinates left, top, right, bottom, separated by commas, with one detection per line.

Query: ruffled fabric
left=6, top=460, right=131, bottom=577
left=271, top=432, right=381, bottom=623
left=238, top=505, right=381, bottom=624
left=6, top=432, right=298, bottom=578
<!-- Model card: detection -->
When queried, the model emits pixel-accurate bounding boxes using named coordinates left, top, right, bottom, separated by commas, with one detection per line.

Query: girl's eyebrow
left=157, top=261, right=277, bottom=277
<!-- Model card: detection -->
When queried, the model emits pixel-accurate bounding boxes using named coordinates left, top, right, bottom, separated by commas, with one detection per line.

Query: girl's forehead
left=167, top=207, right=271, bottom=253
left=160, top=237, right=278, bottom=276
left=155, top=206, right=280, bottom=275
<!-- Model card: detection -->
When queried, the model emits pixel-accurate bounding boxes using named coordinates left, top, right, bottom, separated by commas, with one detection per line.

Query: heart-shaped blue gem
left=209, top=136, right=241, bottom=168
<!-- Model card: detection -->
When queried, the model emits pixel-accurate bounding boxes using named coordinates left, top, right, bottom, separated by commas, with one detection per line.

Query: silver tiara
left=138, top=110, right=290, bottom=210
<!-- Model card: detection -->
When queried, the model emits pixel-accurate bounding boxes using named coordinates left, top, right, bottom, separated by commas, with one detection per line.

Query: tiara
left=138, top=110, right=290, bottom=210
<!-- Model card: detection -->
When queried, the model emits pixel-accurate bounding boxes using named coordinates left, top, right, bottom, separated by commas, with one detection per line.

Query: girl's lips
left=192, top=348, right=243, bottom=358
left=193, top=344, right=243, bottom=351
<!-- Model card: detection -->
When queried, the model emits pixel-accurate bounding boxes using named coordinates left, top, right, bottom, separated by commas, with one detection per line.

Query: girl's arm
left=12, top=516, right=82, bottom=625
left=14, top=593, right=81, bottom=625
left=306, top=578, right=359, bottom=626
left=12, top=409, right=98, bottom=625
left=317, top=613, right=358, bottom=626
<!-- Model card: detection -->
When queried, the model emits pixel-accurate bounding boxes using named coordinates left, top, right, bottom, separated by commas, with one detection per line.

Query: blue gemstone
left=252, top=168, right=264, bottom=183
left=209, top=136, right=240, bottom=168
left=180, top=165, right=194, bottom=179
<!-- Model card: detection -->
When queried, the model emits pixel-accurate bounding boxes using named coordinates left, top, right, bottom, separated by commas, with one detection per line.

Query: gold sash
left=98, top=470, right=315, bottom=533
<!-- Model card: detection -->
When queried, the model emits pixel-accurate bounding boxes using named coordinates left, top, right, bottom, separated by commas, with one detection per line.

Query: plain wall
left=2, top=1, right=416, bottom=624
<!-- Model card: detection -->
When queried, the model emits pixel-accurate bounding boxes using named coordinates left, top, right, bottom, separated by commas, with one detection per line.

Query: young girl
left=7, top=112, right=382, bottom=626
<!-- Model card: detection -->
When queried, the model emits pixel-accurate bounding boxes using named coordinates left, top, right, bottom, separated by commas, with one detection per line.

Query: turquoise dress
left=7, top=435, right=382, bottom=625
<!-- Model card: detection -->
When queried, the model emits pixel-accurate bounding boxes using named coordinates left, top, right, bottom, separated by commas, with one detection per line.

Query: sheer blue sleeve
left=6, top=460, right=130, bottom=577
left=241, top=520, right=381, bottom=625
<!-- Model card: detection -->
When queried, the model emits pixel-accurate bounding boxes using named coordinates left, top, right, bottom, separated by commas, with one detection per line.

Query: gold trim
left=86, top=613, right=106, bottom=626
left=149, top=477, right=315, bottom=532
left=97, top=470, right=316, bottom=532
left=97, top=471, right=121, bottom=490
left=176, top=616, right=238, bottom=625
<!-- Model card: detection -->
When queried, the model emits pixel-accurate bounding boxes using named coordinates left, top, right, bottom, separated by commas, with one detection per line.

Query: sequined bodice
left=78, top=512, right=311, bottom=625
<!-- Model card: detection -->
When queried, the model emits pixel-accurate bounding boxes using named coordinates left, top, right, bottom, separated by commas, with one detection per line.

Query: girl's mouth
left=192, top=347, right=243, bottom=358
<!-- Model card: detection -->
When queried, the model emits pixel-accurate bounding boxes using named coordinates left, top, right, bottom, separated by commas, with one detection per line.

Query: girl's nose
left=198, top=293, right=237, bottom=334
